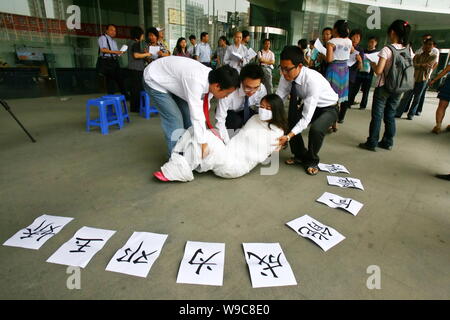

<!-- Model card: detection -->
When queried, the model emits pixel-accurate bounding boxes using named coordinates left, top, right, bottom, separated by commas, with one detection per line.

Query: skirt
left=437, top=75, right=450, bottom=102
left=326, top=60, right=349, bottom=103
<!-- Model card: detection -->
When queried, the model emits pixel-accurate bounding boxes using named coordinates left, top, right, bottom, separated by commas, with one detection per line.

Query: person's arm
left=326, top=42, right=334, bottom=63
left=278, top=83, right=320, bottom=146
left=223, top=47, right=232, bottom=65
left=98, top=36, right=123, bottom=55
left=371, top=57, right=387, bottom=76
left=215, top=99, right=231, bottom=144
left=182, top=77, right=210, bottom=157
left=429, top=65, right=450, bottom=85
left=356, top=53, right=363, bottom=70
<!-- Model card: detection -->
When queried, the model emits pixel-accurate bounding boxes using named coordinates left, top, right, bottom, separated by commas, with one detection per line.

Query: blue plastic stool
left=140, top=91, right=159, bottom=119
left=102, top=94, right=130, bottom=126
left=86, top=98, right=123, bottom=135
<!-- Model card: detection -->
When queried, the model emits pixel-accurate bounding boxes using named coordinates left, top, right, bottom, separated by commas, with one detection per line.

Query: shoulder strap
left=99, top=34, right=113, bottom=57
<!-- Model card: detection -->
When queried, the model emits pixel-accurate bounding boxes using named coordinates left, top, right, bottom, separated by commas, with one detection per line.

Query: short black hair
left=368, top=36, right=378, bottom=42
left=322, top=27, right=332, bottom=34
left=350, top=29, right=362, bottom=38
left=208, top=65, right=240, bottom=90
left=189, top=34, right=196, bottom=40
left=297, top=39, right=308, bottom=50
left=424, top=38, right=434, bottom=45
left=309, top=40, right=315, bottom=45
left=146, top=27, right=159, bottom=40
left=200, top=32, right=208, bottom=39
left=280, top=45, right=304, bottom=66
left=333, top=20, right=349, bottom=38
left=239, top=64, right=265, bottom=82
left=263, top=38, right=270, bottom=44
left=130, top=26, right=143, bottom=40
left=218, top=35, right=229, bottom=45
left=242, top=30, right=250, bottom=38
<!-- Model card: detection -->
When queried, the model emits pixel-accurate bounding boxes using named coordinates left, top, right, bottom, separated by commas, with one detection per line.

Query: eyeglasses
left=243, top=84, right=261, bottom=93
left=279, top=65, right=297, bottom=73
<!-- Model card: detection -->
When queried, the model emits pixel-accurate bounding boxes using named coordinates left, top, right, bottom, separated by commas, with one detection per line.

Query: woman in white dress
left=153, top=94, right=288, bottom=182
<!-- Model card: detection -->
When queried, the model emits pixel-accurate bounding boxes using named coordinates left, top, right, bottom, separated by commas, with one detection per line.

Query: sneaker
left=358, top=142, right=376, bottom=152
left=377, top=142, right=392, bottom=150
left=153, top=171, right=169, bottom=182
left=436, top=174, right=450, bottom=181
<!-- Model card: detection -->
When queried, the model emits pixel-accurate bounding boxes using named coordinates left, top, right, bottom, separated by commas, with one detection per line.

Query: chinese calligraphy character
left=188, top=249, right=221, bottom=275
left=116, top=241, right=157, bottom=264
left=337, top=177, right=357, bottom=188
left=298, top=221, right=333, bottom=240
left=20, top=220, right=61, bottom=241
left=247, top=252, right=283, bottom=278
left=329, top=198, right=352, bottom=209
left=70, top=238, right=103, bottom=253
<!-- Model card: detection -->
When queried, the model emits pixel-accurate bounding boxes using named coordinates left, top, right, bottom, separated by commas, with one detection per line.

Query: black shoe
left=377, top=142, right=392, bottom=150
left=359, top=107, right=366, bottom=110
left=337, top=120, right=344, bottom=124
left=407, top=115, right=413, bottom=120
left=436, top=174, right=450, bottom=181
left=416, top=112, right=421, bottom=116
left=395, top=115, right=401, bottom=118
left=358, top=143, right=376, bottom=152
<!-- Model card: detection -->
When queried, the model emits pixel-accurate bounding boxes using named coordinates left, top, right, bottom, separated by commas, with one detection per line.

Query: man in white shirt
left=143, top=56, right=240, bottom=157
left=195, top=32, right=212, bottom=67
left=257, top=38, right=275, bottom=93
left=216, top=64, right=267, bottom=143
left=224, top=31, right=249, bottom=72
left=276, top=46, right=339, bottom=176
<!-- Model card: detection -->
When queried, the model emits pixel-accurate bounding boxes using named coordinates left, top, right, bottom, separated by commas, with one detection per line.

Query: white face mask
left=258, top=107, right=272, bottom=121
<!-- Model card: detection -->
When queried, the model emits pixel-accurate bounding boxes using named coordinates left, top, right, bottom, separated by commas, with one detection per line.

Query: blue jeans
left=144, top=82, right=191, bottom=155
left=407, top=81, right=427, bottom=118
left=395, top=89, right=414, bottom=117
left=366, top=86, right=402, bottom=148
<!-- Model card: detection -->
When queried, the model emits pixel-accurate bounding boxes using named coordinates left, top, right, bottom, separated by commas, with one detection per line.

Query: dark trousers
left=289, top=104, right=339, bottom=167
left=339, top=72, right=373, bottom=120
left=407, top=81, right=427, bottom=118
left=128, top=69, right=143, bottom=112
left=366, top=86, right=402, bottom=148
left=104, top=60, right=127, bottom=96
left=225, top=109, right=256, bottom=130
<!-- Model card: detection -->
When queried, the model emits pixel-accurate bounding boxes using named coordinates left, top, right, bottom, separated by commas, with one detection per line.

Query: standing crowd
left=97, top=20, right=450, bottom=182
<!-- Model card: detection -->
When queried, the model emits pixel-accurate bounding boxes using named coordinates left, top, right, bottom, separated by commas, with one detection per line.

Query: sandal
left=285, top=157, right=302, bottom=165
left=305, top=165, right=319, bottom=176
left=431, top=126, right=441, bottom=134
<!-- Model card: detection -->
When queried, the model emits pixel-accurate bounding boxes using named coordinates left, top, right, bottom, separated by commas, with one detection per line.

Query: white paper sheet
left=231, top=51, right=243, bottom=61
left=286, top=215, right=345, bottom=252
left=246, top=48, right=257, bottom=60
left=316, top=192, right=363, bottom=216
left=318, top=163, right=350, bottom=174
left=347, top=50, right=359, bottom=67
left=314, top=38, right=327, bottom=56
left=176, top=241, right=225, bottom=286
left=243, top=243, right=297, bottom=288
left=105, top=232, right=168, bottom=278
left=47, top=226, right=116, bottom=268
left=3, top=214, right=74, bottom=250
left=327, top=176, right=364, bottom=190
left=365, top=51, right=380, bottom=64
left=120, top=44, right=128, bottom=52
left=149, top=45, right=160, bottom=56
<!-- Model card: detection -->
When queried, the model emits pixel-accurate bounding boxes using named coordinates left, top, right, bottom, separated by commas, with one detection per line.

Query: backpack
left=384, top=44, right=414, bottom=94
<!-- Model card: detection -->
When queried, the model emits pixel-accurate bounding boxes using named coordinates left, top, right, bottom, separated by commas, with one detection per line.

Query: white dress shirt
left=143, top=56, right=213, bottom=144
left=276, top=66, right=338, bottom=135
left=216, top=84, right=267, bottom=143
left=224, top=44, right=249, bottom=72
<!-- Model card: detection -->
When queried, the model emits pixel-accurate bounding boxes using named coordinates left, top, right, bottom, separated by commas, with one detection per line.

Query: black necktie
left=288, top=82, right=301, bottom=129
left=243, top=95, right=250, bottom=124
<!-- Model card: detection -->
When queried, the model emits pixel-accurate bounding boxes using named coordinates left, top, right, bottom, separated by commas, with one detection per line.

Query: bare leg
left=432, top=99, right=449, bottom=134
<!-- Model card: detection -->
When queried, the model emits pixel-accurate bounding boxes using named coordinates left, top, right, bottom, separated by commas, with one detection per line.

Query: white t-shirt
left=327, top=38, right=352, bottom=61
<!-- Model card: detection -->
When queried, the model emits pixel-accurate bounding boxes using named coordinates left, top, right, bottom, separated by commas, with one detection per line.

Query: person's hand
left=157, top=50, right=164, bottom=57
left=201, top=143, right=209, bottom=159
left=277, top=135, right=289, bottom=147
left=429, top=79, right=435, bottom=86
